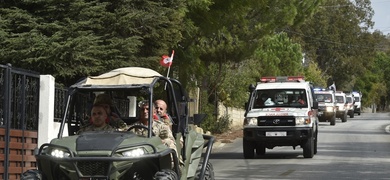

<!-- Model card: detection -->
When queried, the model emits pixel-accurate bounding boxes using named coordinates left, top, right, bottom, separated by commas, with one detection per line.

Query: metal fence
left=0, top=64, right=40, bottom=179
left=54, top=87, right=68, bottom=122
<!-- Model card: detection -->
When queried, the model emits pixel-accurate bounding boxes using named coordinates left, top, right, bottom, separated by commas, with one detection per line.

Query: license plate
left=266, top=132, right=286, bottom=136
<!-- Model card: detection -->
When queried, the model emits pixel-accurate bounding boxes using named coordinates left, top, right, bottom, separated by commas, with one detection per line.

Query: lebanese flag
left=160, top=50, right=174, bottom=67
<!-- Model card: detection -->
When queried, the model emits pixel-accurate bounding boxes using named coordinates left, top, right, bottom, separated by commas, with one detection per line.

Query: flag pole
left=164, top=50, right=174, bottom=90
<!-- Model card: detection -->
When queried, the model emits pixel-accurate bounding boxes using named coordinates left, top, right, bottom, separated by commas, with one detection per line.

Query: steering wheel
left=127, top=125, right=155, bottom=136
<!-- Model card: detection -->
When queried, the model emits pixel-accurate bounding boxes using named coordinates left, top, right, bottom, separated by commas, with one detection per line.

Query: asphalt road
left=209, top=112, right=390, bottom=180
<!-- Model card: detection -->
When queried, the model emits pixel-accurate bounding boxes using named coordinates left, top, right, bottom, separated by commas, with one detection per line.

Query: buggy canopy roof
left=71, top=67, right=163, bottom=88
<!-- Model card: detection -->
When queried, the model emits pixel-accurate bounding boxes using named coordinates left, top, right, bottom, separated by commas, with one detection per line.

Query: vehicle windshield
left=346, top=96, right=353, bottom=103
left=335, top=95, right=344, bottom=103
left=354, top=97, right=360, bottom=102
left=252, top=89, right=307, bottom=108
left=315, top=94, right=333, bottom=103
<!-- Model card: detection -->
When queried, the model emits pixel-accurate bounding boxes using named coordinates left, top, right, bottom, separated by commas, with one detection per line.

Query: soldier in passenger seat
left=129, top=100, right=176, bottom=149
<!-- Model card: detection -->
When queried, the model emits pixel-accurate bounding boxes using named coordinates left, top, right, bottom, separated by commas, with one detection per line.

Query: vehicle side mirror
left=248, top=84, right=255, bottom=92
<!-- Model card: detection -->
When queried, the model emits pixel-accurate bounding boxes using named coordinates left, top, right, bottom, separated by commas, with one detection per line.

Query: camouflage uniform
left=160, top=114, right=173, bottom=127
left=77, top=124, right=115, bottom=134
left=130, top=120, right=176, bottom=150
left=109, top=113, right=128, bottom=131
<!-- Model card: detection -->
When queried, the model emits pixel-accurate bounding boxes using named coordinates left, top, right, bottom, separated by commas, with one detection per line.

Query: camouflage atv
left=22, top=67, right=215, bottom=180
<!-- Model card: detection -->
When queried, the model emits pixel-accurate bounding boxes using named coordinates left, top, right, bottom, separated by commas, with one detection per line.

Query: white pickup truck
left=243, top=76, right=319, bottom=159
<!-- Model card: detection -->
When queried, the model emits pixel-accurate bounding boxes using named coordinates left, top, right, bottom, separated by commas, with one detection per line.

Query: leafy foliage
left=0, top=0, right=186, bottom=85
left=2, top=0, right=390, bottom=132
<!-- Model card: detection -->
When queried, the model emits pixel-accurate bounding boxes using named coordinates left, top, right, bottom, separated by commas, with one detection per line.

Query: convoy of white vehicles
left=243, top=76, right=363, bottom=159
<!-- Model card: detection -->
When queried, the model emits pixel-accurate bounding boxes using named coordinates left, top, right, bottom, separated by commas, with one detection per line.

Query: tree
left=215, top=32, right=309, bottom=108
left=287, top=0, right=376, bottom=91
left=0, top=0, right=186, bottom=86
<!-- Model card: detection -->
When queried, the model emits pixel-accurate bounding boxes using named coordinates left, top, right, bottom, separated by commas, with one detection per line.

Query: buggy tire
left=154, top=169, right=179, bottom=180
left=195, top=160, right=214, bottom=180
left=303, top=137, right=314, bottom=158
left=21, top=169, right=42, bottom=180
left=255, top=144, right=266, bottom=155
left=243, top=139, right=255, bottom=159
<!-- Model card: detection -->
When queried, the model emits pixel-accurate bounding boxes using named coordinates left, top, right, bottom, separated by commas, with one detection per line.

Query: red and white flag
left=160, top=50, right=174, bottom=67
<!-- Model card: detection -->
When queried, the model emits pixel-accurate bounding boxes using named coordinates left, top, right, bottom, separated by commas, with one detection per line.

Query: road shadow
left=209, top=151, right=302, bottom=160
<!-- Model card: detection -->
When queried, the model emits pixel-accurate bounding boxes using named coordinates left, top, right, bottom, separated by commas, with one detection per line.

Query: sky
left=370, top=0, right=390, bottom=33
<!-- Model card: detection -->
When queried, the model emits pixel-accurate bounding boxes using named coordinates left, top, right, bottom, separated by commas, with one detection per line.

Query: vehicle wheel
left=330, top=115, right=336, bottom=126
left=350, top=112, right=354, bottom=118
left=314, top=130, right=318, bottom=155
left=341, top=112, right=347, bottom=122
left=21, top=169, right=42, bottom=180
left=303, top=137, right=314, bottom=158
left=195, top=160, right=214, bottom=180
left=243, top=139, right=255, bottom=159
left=154, top=169, right=179, bottom=180
left=255, top=144, right=266, bottom=155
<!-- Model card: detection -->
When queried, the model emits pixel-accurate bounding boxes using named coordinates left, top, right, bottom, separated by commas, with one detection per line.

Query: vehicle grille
left=257, top=116, right=295, bottom=126
left=77, top=161, right=109, bottom=176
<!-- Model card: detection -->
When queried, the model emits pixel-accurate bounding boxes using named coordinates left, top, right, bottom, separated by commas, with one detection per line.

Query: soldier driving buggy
left=22, top=67, right=215, bottom=180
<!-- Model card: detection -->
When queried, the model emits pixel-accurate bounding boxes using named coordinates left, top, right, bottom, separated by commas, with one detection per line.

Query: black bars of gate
left=54, top=86, right=68, bottom=122
left=0, top=64, right=40, bottom=179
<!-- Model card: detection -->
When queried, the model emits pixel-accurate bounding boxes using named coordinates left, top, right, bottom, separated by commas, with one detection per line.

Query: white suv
left=243, top=76, right=319, bottom=158
left=345, top=93, right=355, bottom=118
left=335, top=91, right=348, bottom=122
left=314, top=89, right=336, bottom=125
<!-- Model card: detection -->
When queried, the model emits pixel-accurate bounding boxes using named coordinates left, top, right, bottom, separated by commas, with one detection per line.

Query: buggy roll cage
left=57, top=75, right=184, bottom=139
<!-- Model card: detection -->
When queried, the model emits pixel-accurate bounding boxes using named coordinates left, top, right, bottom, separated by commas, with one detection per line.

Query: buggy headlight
left=122, top=148, right=146, bottom=157
left=296, top=117, right=311, bottom=125
left=50, top=149, right=70, bottom=158
left=244, top=117, right=257, bottom=126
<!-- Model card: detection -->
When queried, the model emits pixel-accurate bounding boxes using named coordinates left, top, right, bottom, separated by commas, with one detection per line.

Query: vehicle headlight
left=122, top=148, right=146, bottom=157
left=244, top=117, right=258, bottom=126
left=338, top=106, right=345, bottom=110
left=50, top=149, right=70, bottom=158
left=296, top=117, right=311, bottom=125
left=326, top=106, right=334, bottom=112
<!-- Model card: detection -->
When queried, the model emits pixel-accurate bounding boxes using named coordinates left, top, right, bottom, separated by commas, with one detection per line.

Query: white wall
left=218, top=103, right=244, bottom=130
left=38, top=75, right=67, bottom=147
